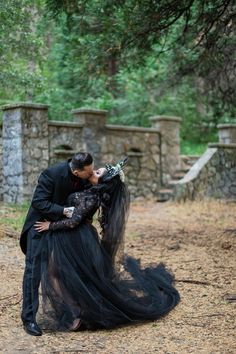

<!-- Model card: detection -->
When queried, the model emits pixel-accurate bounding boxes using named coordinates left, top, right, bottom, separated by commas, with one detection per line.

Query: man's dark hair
left=71, top=152, right=93, bottom=171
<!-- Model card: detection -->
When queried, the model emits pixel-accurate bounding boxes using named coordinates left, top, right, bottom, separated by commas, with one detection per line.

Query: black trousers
left=21, top=227, right=42, bottom=323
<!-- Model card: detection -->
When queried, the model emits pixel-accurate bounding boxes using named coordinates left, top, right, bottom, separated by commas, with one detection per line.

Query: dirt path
left=0, top=200, right=235, bottom=354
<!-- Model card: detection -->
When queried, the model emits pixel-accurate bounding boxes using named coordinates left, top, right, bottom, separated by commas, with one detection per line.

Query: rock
left=221, top=241, right=232, bottom=250
left=167, top=242, right=180, bottom=251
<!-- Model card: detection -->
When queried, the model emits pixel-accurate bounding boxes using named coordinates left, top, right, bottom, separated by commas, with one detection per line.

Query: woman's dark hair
left=96, top=174, right=130, bottom=264
left=71, top=152, right=93, bottom=171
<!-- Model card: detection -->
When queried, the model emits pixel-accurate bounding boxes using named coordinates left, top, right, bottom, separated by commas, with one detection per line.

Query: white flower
left=119, top=170, right=125, bottom=182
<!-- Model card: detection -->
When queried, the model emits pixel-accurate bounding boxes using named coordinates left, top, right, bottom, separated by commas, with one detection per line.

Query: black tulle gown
left=37, top=190, right=180, bottom=330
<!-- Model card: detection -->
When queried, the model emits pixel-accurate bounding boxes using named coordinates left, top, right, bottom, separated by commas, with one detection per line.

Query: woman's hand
left=34, top=221, right=51, bottom=232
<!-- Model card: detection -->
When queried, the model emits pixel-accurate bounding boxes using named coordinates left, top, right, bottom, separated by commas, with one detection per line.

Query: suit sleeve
left=31, top=170, right=64, bottom=218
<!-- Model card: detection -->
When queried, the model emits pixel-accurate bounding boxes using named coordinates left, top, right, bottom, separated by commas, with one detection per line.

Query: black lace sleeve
left=49, top=193, right=99, bottom=231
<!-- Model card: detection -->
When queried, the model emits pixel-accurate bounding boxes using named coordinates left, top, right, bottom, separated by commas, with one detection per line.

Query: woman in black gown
left=35, top=159, right=180, bottom=331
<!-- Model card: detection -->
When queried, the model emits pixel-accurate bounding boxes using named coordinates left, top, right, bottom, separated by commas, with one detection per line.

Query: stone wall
left=2, top=103, right=236, bottom=203
left=174, top=144, right=236, bottom=201
left=48, top=122, right=161, bottom=198
left=1, top=103, right=168, bottom=202
left=104, top=125, right=161, bottom=198
left=48, top=121, right=84, bottom=165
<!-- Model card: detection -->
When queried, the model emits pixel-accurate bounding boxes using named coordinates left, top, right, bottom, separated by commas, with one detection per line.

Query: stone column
left=71, top=108, right=107, bottom=167
left=2, top=103, right=49, bottom=203
left=150, top=115, right=182, bottom=184
left=217, top=124, right=236, bottom=144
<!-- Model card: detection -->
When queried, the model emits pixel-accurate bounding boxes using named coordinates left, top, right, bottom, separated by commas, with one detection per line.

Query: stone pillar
left=71, top=108, right=107, bottom=167
left=150, top=115, right=182, bottom=184
left=2, top=103, right=49, bottom=203
left=217, top=124, right=236, bottom=144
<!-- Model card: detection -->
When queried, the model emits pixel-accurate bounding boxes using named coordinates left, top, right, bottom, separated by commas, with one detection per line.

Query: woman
left=35, top=159, right=180, bottom=331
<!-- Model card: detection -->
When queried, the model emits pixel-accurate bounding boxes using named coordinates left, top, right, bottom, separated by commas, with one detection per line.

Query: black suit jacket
left=20, top=160, right=89, bottom=254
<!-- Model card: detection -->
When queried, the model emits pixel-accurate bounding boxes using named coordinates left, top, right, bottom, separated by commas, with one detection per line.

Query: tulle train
left=37, top=223, right=180, bottom=330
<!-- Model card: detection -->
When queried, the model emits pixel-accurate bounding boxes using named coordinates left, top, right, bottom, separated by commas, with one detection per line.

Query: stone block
left=72, top=108, right=107, bottom=127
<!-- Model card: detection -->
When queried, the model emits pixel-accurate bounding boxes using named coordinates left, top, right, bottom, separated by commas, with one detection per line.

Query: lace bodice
left=49, top=190, right=100, bottom=231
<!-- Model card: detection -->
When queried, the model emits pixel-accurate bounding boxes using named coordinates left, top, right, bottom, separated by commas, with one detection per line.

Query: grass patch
left=0, top=203, right=29, bottom=231
left=180, top=140, right=208, bottom=155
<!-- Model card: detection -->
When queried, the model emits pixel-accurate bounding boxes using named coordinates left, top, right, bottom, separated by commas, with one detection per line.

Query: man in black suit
left=20, top=152, right=94, bottom=336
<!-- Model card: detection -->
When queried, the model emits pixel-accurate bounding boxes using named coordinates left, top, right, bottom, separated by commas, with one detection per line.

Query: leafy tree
left=1, top=0, right=235, bottom=148
left=42, top=0, right=235, bottom=140
left=44, top=0, right=235, bottom=112
left=0, top=0, right=45, bottom=103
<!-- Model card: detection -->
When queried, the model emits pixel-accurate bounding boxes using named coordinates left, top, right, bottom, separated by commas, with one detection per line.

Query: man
left=20, top=152, right=94, bottom=336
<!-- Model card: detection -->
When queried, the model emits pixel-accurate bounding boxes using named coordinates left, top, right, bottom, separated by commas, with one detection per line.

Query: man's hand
left=34, top=221, right=51, bottom=232
left=63, top=207, right=75, bottom=218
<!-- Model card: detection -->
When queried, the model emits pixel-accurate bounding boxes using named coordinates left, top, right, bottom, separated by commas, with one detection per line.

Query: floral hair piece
left=103, top=157, right=128, bottom=182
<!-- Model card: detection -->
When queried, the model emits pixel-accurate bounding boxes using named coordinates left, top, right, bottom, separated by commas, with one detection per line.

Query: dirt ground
left=0, top=200, right=235, bottom=354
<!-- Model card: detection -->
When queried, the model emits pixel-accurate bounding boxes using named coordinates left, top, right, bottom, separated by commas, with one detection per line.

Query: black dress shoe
left=23, top=322, right=42, bottom=336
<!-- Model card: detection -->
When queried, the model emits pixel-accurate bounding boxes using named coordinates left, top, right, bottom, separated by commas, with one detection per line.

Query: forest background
left=0, top=0, right=235, bottom=155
